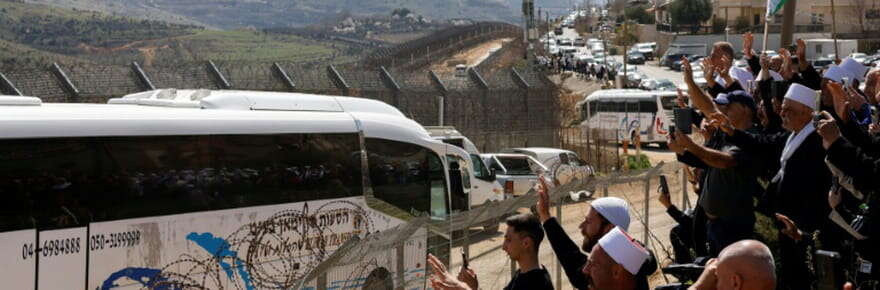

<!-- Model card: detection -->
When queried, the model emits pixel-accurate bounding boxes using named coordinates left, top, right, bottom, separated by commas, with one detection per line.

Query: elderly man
left=702, top=41, right=754, bottom=97
left=581, top=227, right=650, bottom=290
left=711, top=83, right=832, bottom=289
left=535, top=179, right=656, bottom=290
left=690, top=240, right=777, bottom=290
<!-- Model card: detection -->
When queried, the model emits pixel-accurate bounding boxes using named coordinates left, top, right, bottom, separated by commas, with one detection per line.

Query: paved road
left=555, top=27, right=686, bottom=86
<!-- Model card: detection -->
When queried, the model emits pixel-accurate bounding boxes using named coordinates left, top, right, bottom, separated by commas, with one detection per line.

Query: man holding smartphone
left=428, top=213, right=554, bottom=290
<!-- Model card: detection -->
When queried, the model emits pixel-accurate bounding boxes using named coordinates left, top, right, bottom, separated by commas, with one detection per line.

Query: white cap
left=598, top=227, right=649, bottom=275
left=784, top=83, right=819, bottom=111
left=840, top=57, right=867, bottom=82
left=823, top=65, right=846, bottom=83
left=590, top=197, right=631, bottom=231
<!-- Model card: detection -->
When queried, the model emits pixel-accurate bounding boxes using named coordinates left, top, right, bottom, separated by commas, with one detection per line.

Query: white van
left=425, top=126, right=505, bottom=209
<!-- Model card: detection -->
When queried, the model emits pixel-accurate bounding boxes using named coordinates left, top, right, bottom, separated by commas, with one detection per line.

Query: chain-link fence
left=282, top=161, right=695, bottom=289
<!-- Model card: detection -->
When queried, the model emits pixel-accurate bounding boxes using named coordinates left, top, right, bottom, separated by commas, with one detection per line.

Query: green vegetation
left=0, top=1, right=356, bottom=66
left=624, top=5, right=655, bottom=25
left=669, top=0, right=713, bottom=27
left=625, top=154, right=652, bottom=170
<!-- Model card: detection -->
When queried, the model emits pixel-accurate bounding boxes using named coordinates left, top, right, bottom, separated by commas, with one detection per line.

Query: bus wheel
left=363, top=267, right=393, bottom=290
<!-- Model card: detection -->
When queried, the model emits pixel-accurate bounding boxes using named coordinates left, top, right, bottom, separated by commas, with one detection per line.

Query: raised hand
left=676, top=88, right=688, bottom=108
left=681, top=56, right=694, bottom=82
left=827, top=81, right=852, bottom=123
left=775, top=213, right=803, bottom=242
left=702, top=58, right=716, bottom=85
left=796, top=39, right=808, bottom=71
left=457, top=268, right=478, bottom=290
left=779, top=48, right=794, bottom=80
left=535, top=175, right=552, bottom=223
left=708, top=112, right=735, bottom=135
left=817, top=111, right=841, bottom=149
left=428, top=254, right=471, bottom=290
left=743, top=32, right=754, bottom=58
left=828, top=189, right=842, bottom=209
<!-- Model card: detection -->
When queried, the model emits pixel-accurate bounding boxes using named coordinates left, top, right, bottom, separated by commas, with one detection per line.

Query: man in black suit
left=709, top=83, right=833, bottom=290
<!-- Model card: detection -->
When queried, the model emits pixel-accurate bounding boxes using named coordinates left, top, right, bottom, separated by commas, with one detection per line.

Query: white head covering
left=590, top=197, right=631, bottom=231
left=598, top=227, right=649, bottom=275
left=716, top=66, right=756, bottom=92
left=783, top=83, right=819, bottom=111
left=823, top=65, right=846, bottom=83
left=840, top=57, right=867, bottom=82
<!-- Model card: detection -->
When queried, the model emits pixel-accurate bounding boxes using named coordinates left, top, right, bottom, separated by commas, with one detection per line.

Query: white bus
left=0, top=90, right=469, bottom=290
left=577, top=89, right=679, bottom=147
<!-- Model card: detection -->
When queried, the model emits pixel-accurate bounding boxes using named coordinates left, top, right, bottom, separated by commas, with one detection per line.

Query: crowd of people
left=427, top=32, right=879, bottom=289
left=539, top=52, right=618, bottom=83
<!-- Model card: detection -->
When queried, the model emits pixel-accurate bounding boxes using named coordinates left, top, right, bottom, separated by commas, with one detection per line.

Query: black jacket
left=729, top=129, right=832, bottom=232
left=542, top=218, right=657, bottom=290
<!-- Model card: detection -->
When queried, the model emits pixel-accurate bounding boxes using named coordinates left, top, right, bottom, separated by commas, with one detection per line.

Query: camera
left=673, top=108, right=694, bottom=134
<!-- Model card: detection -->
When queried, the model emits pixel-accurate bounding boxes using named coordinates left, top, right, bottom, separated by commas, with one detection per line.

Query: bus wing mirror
left=488, top=168, right=497, bottom=181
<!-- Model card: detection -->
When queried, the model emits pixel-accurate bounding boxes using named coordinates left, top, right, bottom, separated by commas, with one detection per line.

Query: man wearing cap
left=581, top=227, right=650, bottom=290
left=535, top=180, right=657, bottom=290
left=710, top=83, right=832, bottom=290
left=667, top=89, right=762, bottom=256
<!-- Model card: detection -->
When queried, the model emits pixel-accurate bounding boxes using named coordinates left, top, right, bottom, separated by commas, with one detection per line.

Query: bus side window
left=365, top=138, right=447, bottom=218
left=640, top=101, right=657, bottom=113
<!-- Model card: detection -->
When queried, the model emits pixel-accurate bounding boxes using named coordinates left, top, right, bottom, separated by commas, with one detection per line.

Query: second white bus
left=578, top=89, right=679, bottom=147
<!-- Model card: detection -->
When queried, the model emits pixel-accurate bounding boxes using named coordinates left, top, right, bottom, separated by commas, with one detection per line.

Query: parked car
left=812, top=57, right=834, bottom=71
left=480, top=153, right=548, bottom=197
left=574, top=37, right=586, bottom=47
left=554, top=27, right=563, bottom=35
left=850, top=52, right=869, bottom=64
left=500, top=148, right=595, bottom=201
left=641, top=78, right=676, bottom=91
left=662, top=53, right=692, bottom=69
left=634, top=43, right=656, bottom=60
left=671, top=55, right=703, bottom=71
left=627, top=52, right=646, bottom=64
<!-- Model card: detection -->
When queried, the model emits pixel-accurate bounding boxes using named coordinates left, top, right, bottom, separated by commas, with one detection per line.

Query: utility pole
left=780, top=0, right=797, bottom=49
left=830, top=0, right=839, bottom=59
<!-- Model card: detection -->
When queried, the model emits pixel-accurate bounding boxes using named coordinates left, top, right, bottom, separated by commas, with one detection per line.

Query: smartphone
left=659, top=175, right=670, bottom=195
left=812, top=112, right=824, bottom=128
left=461, top=250, right=469, bottom=269
left=673, top=108, right=694, bottom=134
left=668, top=125, right=676, bottom=138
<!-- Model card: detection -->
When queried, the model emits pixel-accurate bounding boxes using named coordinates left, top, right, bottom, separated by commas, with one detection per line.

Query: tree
left=625, top=4, right=655, bottom=24
left=614, top=22, right=639, bottom=47
left=669, top=0, right=712, bottom=29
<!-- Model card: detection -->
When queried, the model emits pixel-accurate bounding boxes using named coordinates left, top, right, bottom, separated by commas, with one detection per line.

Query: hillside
left=0, top=1, right=355, bottom=66
left=25, top=0, right=576, bottom=29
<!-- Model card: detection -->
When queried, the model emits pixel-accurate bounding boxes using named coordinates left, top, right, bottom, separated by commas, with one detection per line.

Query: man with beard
left=535, top=179, right=657, bottom=290
left=581, top=227, right=650, bottom=290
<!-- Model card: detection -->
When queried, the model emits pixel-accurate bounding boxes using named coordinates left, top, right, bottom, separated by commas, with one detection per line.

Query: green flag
left=766, top=0, right=787, bottom=19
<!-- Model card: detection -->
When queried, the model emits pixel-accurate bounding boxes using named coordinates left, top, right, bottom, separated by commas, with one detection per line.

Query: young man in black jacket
left=428, top=213, right=554, bottom=290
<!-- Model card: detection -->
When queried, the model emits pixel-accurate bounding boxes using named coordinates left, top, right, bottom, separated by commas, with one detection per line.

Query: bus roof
left=582, top=89, right=678, bottom=103
left=0, top=91, right=433, bottom=146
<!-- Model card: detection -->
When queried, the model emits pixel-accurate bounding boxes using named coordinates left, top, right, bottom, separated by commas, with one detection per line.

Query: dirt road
left=429, top=38, right=513, bottom=73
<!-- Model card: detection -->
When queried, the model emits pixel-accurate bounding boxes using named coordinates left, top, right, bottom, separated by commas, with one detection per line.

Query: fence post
left=272, top=62, right=296, bottom=91
left=429, top=70, right=448, bottom=126
left=51, top=63, right=79, bottom=102
left=681, top=166, right=690, bottom=208
left=0, top=71, right=22, bottom=96
left=206, top=60, right=232, bottom=89
left=130, top=62, right=156, bottom=91
left=643, top=176, right=651, bottom=248
left=379, top=66, right=401, bottom=107
left=327, top=65, right=350, bottom=96
left=555, top=190, right=563, bottom=287
left=468, top=68, right=490, bottom=133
